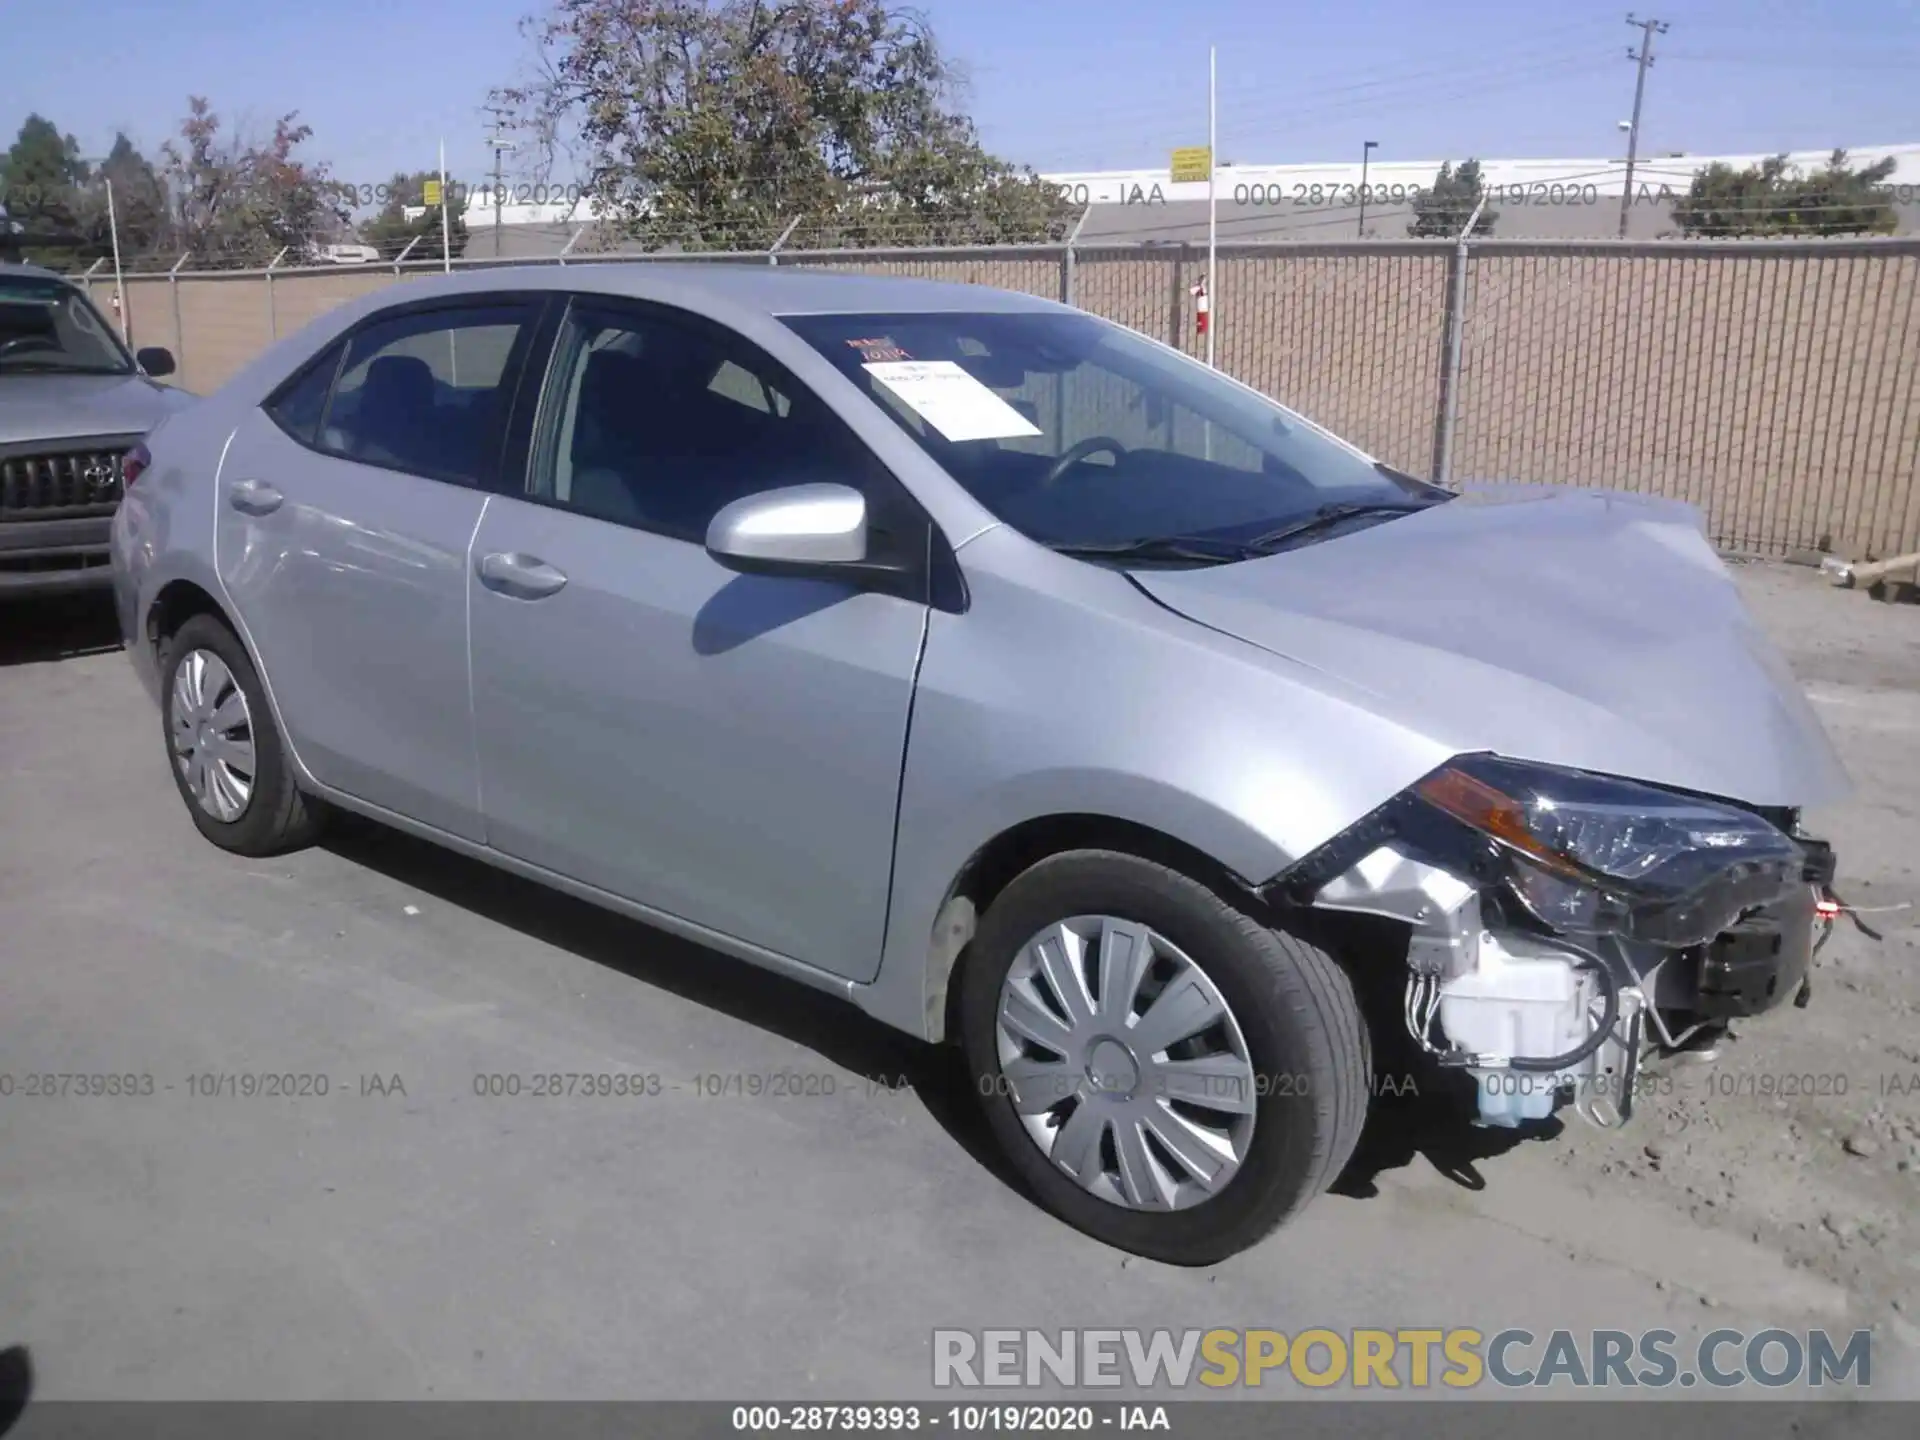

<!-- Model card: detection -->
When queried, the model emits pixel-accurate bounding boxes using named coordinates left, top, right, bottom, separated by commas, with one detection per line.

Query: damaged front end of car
left=1268, top=753, right=1840, bottom=1129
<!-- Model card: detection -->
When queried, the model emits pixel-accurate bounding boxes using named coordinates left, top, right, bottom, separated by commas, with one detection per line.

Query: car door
left=215, top=297, right=543, bottom=841
left=467, top=296, right=931, bottom=981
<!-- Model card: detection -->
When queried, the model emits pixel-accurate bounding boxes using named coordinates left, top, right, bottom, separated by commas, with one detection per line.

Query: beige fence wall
left=86, top=240, right=1920, bottom=559
left=1450, top=247, right=1920, bottom=559
left=1206, top=248, right=1454, bottom=477
left=110, top=269, right=416, bottom=397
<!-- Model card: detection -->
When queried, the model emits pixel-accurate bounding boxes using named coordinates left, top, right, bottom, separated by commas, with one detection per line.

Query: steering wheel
left=1041, top=435, right=1127, bottom=488
left=0, top=335, right=60, bottom=360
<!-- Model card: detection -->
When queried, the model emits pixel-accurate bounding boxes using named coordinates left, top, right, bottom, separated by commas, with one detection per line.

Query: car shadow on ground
left=326, top=811, right=1549, bottom=1215
left=1332, top=1080, right=1562, bottom=1199
left=0, top=592, right=122, bottom=667
left=319, top=813, right=1028, bottom=1195
left=1329, top=972, right=1560, bottom=1198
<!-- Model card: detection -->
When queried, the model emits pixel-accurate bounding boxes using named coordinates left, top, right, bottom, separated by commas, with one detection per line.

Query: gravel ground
left=0, top=561, right=1914, bottom=1402
left=1529, top=562, right=1920, bottom=1317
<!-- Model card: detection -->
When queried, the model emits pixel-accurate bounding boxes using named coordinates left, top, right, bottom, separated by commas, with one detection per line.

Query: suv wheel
left=959, top=850, right=1369, bottom=1265
left=159, top=614, right=324, bottom=856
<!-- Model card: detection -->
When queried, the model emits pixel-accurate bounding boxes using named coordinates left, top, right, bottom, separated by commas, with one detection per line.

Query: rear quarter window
left=264, top=342, right=346, bottom=446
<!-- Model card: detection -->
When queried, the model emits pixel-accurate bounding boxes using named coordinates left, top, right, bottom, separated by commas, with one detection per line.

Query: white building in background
left=1046, top=143, right=1920, bottom=243
left=1041, top=143, right=1920, bottom=207
left=433, top=143, right=1920, bottom=255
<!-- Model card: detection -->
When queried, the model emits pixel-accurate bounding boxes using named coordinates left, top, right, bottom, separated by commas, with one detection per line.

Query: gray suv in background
left=1, top=263, right=190, bottom=596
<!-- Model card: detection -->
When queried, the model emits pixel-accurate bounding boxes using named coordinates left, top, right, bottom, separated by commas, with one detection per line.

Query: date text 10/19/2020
left=731, top=1405, right=1166, bottom=1433
left=1048, top=180, right=1631, bottom=209
left=0, top=181, right=591, bottom=212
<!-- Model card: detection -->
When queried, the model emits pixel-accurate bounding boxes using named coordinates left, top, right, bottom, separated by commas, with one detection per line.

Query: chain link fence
left=72, top=235, right=1920, bottom=560
left=1444, top=239, right=1920, bottom=558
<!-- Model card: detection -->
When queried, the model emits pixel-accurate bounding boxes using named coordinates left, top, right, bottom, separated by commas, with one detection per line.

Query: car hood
left=0, top=372, right=194, bottom=445
left=1132, top=485, right=1850, bottom=810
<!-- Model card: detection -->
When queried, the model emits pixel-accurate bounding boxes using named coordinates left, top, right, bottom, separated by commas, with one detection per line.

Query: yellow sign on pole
left=422, top=179, right=443, bottom=207
left=1170, top=146, right=1212, bottom=184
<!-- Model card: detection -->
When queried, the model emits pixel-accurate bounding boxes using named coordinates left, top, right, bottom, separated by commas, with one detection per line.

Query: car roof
left=0, top=262, right=76, bottom=284
left=363, top=261, right=1068, bottom=317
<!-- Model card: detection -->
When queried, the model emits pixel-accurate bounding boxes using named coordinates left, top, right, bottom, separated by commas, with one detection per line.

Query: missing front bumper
left=1664, top=879, right=1822, bottom=1020
left=1306, top=829, right=1837, bottom=1130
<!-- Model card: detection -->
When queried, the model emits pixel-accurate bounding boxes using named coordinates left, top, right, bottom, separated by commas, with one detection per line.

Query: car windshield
left=0, top=273, right=134, bottom=375
left=782, top=309, right=1447, bottom=560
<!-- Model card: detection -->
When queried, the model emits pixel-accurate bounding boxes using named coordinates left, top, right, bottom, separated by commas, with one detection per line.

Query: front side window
left=0, top=273, right=133, bottom=376
left=319, top=304, right=532, bottom=485
left=529, top=300, right=882, bottom=541
left=783, top=310, right=1448, bottom=562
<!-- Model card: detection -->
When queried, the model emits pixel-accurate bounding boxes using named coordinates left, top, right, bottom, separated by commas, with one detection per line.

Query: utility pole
left=438, top=140, right=453, bottom=276
left=1358, top=140, right=1378, bottom=237
left=482, top=101, right=515, bottom=258
left=1206, top=43, right=1217, bottom=369
left=1619, top=13, right=1668, bottom=238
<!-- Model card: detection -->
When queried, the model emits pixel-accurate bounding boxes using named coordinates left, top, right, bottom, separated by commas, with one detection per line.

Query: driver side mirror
left=136, top=347, right=176, bottom=378
left=705, top=483, right=869, bottom=578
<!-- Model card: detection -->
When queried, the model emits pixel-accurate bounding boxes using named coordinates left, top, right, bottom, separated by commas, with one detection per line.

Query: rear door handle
left=228, top=479, right=283, bottom=515
left=476, top=551, right=569, bottom=600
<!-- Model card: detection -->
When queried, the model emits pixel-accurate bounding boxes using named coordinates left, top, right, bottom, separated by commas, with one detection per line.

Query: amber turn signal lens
left=1414, top=765, right=1582, bottom=877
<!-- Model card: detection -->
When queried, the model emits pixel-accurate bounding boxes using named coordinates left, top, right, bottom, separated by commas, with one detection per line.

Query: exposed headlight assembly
left=1412, top=754, right=1803, bottom=947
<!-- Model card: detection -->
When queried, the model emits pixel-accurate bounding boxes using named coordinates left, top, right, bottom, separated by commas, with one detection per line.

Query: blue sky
left=4, top=0, right=1917, bottom=188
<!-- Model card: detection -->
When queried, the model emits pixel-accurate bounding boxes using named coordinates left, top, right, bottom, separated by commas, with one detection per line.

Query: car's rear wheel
left=959, top=850, right=1369, bottom=1265
left=159, top=614, right=324, bottom=855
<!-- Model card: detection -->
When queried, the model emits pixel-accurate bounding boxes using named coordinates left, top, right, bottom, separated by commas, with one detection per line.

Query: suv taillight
left=122, top=442, right=151, bottom=487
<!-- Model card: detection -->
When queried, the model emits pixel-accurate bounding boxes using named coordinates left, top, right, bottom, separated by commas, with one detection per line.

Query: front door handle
left=228, top=479, right=283, bottom=515
left=476, top=551, right=569, bottom=599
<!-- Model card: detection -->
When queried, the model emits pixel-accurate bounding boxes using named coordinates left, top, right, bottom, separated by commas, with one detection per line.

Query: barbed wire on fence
left=55, top=203, right=1920, bottom=281
left=15, top=152, right=1920, bottom=281
left=83, top=238, right=1920, bottom=570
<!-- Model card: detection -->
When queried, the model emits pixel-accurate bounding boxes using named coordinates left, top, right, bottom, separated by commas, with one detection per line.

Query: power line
left=1222, top=54, right=1612, bottom=136
left=1208, top=22, right=1620, bottom=103
left=1058, top=18, right=1622, bottom=126
left=1044, top=47, right=1619, bottom=159
left=1661, top=50, right=1920, bottom=69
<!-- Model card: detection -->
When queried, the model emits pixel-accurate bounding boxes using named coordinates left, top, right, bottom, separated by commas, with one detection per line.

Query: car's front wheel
left=159, top=613, right=324, bottom=856
left=959, top=850, right=1369, bottom=1265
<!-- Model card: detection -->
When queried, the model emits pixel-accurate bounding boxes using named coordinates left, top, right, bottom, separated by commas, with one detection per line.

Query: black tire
left=158, top=613, right=325, bottom=856
left=959, top=849, right=1369, bottom=1265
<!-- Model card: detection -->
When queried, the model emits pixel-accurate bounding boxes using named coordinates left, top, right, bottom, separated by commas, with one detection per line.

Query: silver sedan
left=112, top=264, right=1846, bottom=1263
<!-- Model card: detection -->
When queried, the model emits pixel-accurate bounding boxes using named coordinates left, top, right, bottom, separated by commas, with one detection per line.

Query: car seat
left=350, top=355, right=438, bottom=470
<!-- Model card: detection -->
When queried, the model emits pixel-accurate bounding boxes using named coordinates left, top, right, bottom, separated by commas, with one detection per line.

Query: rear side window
left=318, top=303, right=535, bottom=487
left=264, top=342, right=344, bottom=446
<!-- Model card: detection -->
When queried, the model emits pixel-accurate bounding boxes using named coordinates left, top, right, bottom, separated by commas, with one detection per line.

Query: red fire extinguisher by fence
left=1190, top=277, right=1209, bottom=339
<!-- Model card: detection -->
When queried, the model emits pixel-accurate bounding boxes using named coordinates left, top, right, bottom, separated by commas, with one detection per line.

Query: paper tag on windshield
left=862, top=360, right=1042, bottom=443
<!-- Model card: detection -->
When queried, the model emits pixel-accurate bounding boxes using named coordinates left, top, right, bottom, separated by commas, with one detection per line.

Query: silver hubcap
left=994, top=916, right=1257, bottom=1212
left=169, top=649, right=256, bottom=822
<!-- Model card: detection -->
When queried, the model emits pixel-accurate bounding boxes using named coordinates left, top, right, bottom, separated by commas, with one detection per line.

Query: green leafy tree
left=357, top=170, right=470, bottom=260
left=1407, top=158, right=1498, bottom=238
left=494, top=0, right=1074, bottom=250
left=78, top=133, right=170, bottom=260
left=159, top=98, right=352, bottom=266
left=1673, top=149, right=1897, bottom=237
left=0, top=114, right=90, bottom=266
